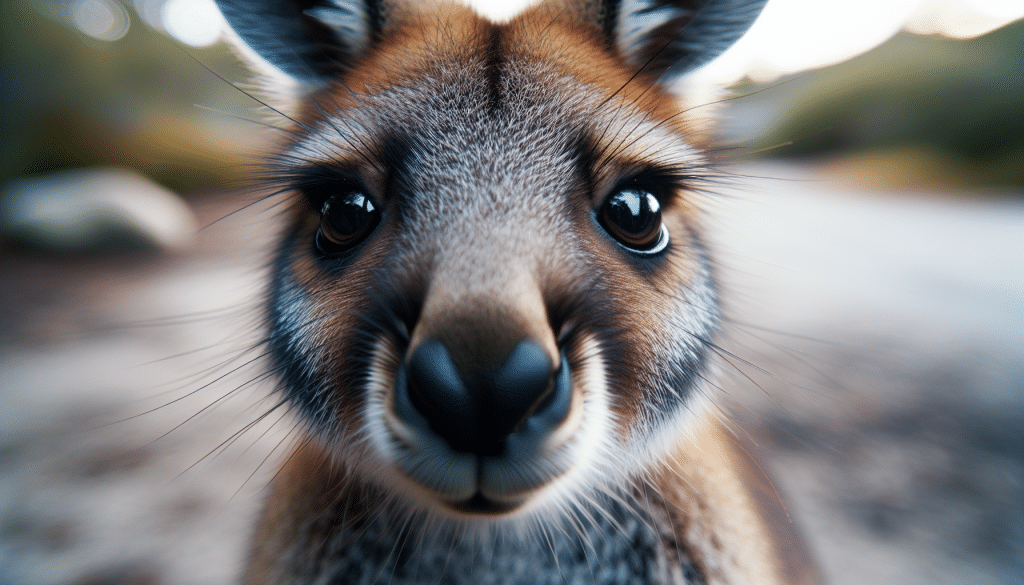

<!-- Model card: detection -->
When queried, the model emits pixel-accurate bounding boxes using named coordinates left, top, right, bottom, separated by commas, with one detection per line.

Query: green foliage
left=751, top=19, right=1024, bottom=189
left=1, top=1, right=268, bottom=194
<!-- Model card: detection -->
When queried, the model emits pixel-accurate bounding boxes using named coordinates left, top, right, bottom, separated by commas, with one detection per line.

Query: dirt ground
left=1, top=163, right=1021, bottom=584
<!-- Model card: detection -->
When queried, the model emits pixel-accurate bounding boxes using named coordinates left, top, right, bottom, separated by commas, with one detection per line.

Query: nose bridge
left=410, top=243, right=558, bottom=377
left=400, top=112, right=572, bottom=371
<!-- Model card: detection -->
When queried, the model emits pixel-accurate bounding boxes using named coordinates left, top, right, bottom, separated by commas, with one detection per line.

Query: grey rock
left=0, top=168, right=198, bottom=253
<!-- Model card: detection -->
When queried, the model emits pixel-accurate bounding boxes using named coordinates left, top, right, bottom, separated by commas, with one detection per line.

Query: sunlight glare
left=693, top=0, right=1024, bottom=84
left=907, top=0, right=1024, bottom=38
left=161, top=0, right=225, bottom=47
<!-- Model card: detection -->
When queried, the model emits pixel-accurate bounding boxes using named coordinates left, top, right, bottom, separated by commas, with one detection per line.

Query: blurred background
left=1, top=0, right=1022, bottom=584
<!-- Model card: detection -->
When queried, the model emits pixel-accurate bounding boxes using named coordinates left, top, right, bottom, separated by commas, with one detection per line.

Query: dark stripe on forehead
left=484, top=23, right=504, bottom=113
left=570, top=131, right=599, bottom=199
left=378, top=132, right=416, bottom=204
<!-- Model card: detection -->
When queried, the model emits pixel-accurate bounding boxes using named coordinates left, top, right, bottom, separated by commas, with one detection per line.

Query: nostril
left=488, top=339, right=555, bottom=439
left=400, top=338, right=561, bottom=456
left=406, top=339, right=477, bottom=451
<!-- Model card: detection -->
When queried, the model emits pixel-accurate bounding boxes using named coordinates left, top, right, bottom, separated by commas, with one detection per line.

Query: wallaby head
left=210, top=1, right=817, bottom=584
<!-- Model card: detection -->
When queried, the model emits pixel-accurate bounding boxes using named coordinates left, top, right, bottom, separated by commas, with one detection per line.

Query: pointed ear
left=554, top=0, right=767, bottom=82
left=213, top=0, right=394, bottom=86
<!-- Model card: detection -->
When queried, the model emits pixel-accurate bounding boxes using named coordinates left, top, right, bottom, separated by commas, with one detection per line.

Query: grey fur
left=223, top=1, right=772, bottom=583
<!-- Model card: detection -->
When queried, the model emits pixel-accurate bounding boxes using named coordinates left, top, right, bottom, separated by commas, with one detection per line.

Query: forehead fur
left=283, top=4, right=703, bottom=183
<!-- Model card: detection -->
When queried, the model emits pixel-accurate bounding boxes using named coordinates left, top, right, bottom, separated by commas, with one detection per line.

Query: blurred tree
left=1, top=0, right=267, bottom=195
left=748, top=18, right=1024, bottom=190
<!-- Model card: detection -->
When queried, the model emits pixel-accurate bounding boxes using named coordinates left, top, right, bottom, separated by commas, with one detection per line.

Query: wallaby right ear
left=214, top=0, right=393, bottom=86
left=548, top=0, right=768, bottom=83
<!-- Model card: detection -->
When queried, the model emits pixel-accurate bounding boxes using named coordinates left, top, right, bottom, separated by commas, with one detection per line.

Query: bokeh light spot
left=70, top=0, right=130, bottom=41
left=161, top=0, right=225, bottom=47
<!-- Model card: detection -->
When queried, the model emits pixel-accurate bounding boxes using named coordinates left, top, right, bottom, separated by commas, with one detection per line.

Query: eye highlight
left=316, top=192, right=381, bottom=256
left=598, top=189, right=668, bottom=255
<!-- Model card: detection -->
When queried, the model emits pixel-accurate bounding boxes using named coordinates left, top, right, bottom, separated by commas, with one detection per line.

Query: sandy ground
left=0, top=163, right=1021, bottom=585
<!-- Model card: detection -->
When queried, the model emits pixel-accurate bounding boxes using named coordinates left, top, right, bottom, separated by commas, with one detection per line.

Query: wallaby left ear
left=552, top=0, right=768, bottom=81
left=213, top=0, right=396, bottom=87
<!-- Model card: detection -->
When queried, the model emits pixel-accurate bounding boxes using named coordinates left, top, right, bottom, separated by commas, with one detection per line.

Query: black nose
left=401, top=338, right=565, bottom=455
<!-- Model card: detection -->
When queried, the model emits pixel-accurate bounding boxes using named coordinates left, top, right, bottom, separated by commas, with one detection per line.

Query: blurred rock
left=0, top=168, right=198, bottom=253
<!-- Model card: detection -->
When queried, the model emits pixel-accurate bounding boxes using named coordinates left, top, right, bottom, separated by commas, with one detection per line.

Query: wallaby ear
left=213, top=0, right=393, bottom=86
left=553, top=0, right=767, bottom=82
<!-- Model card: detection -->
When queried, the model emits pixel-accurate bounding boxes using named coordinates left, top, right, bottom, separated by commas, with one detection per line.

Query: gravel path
left=1, top=164, right=1021, bottom=584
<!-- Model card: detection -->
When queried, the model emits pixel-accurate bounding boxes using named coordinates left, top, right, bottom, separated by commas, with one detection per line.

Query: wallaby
left=211, top=0, right=818, bottom=583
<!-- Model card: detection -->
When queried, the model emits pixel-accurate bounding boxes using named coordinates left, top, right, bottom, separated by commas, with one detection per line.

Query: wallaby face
left=213, top=1, right=817, bottom=583
left=266, top=11, right=719, bottom=516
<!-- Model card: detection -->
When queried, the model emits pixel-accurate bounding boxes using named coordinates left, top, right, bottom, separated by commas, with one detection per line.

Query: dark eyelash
left=292, top=167, right=366, bottom=209
left=609, top=167, right=687, bottom=204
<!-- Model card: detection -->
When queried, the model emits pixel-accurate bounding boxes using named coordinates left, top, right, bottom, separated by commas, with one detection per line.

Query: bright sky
left=58, top=0, right=1024, bottom=84
left=472, top=0, right=1024, bottom=82
left=690, top=0, right=1024, bottom=84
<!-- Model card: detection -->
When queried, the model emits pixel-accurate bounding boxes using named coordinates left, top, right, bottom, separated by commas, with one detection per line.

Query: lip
left=385, top=431, right=575, bottom=513
left=446, top=492, right=526, bottom=515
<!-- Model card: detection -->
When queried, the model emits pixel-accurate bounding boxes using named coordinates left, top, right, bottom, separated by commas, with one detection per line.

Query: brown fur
left=655, top=418, right=821, bottom=585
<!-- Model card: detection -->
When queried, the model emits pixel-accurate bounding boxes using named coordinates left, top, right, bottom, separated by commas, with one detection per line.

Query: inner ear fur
left=545, top=0, right=768, bottom=82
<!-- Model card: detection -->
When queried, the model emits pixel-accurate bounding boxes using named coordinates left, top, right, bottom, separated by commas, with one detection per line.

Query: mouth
left=447, top=492, right=525, bottom=515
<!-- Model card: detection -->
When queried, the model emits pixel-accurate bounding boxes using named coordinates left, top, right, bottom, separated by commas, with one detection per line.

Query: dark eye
left=316, top=192, right=381, bottom=256
left=598, top=189, right=668, bottom=254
